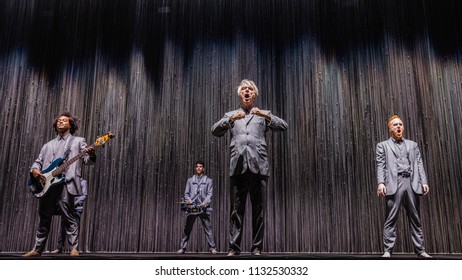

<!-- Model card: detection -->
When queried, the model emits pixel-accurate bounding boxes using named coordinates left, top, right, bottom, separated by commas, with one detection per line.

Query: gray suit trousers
left=180, top=212, right=216, bottom=251
left=383, top=175, right=425, bottom=254
left=57, top=210, right=82, bottom=250
left=34, top=184, right=79, bottom=253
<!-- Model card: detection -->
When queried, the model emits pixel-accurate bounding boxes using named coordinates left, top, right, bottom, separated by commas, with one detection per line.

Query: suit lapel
left=386, top=138, right=399, bottom=157
left=246, top=114, right=255, bottom=125
left=239, top=108, right=254, bottom=125
left=404, top=139, right=413, bottom=160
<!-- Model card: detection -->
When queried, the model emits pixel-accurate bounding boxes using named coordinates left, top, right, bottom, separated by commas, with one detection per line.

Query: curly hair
left=53, top=111, right=79, bottom=134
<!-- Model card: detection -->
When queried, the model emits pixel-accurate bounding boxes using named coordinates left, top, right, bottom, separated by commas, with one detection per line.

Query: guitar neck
left=51, top=144, right=95, bottom=177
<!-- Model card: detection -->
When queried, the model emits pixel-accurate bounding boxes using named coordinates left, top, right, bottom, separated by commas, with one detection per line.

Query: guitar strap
left=63, top=135, right=75, bottom=161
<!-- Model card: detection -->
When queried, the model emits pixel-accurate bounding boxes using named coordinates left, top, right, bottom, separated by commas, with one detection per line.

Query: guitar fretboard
left=51, top=144, right=95, bottom=177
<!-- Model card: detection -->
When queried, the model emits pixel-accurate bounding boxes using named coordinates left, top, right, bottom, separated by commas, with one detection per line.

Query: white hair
left=237, top=79, right=259, bottom=97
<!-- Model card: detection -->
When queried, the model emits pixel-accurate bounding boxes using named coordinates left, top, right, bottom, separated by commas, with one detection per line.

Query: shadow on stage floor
left=1, top=252, right=462, bottom=260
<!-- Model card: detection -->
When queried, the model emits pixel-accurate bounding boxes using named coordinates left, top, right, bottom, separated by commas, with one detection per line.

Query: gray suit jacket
left=31, top=135, right=95, bottom=196
left=376, top=138, right=428, bottom=196
left=211, top=108, right=288, bottom=177
left=184, top=175, right=213, bottom=207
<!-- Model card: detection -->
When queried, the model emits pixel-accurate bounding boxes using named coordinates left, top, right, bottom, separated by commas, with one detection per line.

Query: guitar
left=27, top=132, right=114, bottom=198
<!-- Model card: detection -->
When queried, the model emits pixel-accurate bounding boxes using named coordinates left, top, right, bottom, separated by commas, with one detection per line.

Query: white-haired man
left=212, top=79, right=287, bottom=256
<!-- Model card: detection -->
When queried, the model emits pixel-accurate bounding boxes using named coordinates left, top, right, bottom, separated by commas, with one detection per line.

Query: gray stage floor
left=1, top=252, right=462, bottom=260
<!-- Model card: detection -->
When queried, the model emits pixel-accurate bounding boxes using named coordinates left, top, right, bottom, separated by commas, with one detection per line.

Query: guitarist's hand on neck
left=86, top=147, right=96, bottom=161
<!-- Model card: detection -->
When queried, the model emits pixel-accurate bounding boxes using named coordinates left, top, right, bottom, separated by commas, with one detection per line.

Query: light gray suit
left=376, top=137, right=428, bottom=254
left=56, top=178, right=89, bottom=251
left=212, top=108, right=287, bottom=254
left=212, top=108, right=288, bottom=177
left=30, top=134, right=95, bottom=253
left=179, top=175, right=216, bottom=251
left=31, top=135, right=93, bottom=196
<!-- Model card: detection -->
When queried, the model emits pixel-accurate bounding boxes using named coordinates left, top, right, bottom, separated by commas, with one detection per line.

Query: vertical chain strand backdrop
left=1, top=0, right=462, bottom=253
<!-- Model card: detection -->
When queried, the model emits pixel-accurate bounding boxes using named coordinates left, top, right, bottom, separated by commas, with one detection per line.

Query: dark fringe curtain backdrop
left=0, top=0, right=461, bottom=253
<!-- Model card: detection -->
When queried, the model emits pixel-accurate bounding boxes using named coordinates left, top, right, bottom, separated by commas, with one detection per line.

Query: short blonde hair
left=387, top=115, right=402, bottom=128
left=237, top=79, right=259, bottom=97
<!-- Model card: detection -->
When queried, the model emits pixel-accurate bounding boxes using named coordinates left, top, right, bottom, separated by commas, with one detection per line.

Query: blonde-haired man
left=376, top=115, right=431, bottom=258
